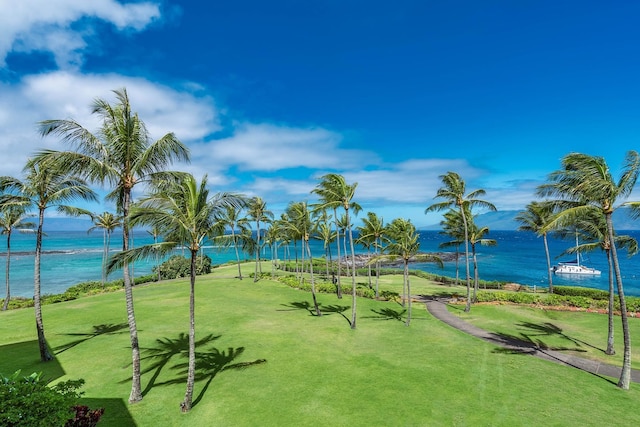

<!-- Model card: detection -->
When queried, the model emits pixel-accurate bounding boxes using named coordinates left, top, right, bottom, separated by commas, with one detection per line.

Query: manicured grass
left=1, top=264, right=640, bottom=426
left=448, top=302, right=640, bottom=369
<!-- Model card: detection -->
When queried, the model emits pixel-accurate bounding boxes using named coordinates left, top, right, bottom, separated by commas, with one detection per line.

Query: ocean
left=2, top=229, right=640, bottom=298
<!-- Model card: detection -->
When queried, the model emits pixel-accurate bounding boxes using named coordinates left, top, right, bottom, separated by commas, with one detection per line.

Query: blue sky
left=1, top=1, right=639, bottom=227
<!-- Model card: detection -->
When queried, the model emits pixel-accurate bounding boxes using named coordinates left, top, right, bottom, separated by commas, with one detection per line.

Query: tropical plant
left=218, top=204, right=250, bottom=279
left=537, top=150, right=640, bottom=389
left=426, top=172, right=496, bottom=312
left=356, top=211, right=385, bottom=298
left=108, top=173, right=244, bottom=412
left=466, top=213, right=497, bottom=299
left=312, top=173, right=361, bottom=328
left=515, top=201, right=557, bottom=293
left=88, top=212, right=122, bottom=286
left=37, top=87, right=190, bottom=402
left=373, top=218, right=442, bottom=326
left=247, top=197, right=273, bottom=282
left=438, top=209, right=464, bottom=287
left=0, top=160, right=96, bottom=362
left=0, top=203, right=34, bottom=311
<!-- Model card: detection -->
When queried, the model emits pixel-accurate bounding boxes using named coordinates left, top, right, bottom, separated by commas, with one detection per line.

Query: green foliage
left=153, top=254, right=212, bottom=280
left=0, top=370, right=102, bottom=427
left=553, top=286, right=610, bottom=300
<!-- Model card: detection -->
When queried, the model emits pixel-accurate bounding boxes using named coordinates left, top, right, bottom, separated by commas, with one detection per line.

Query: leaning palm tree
left=0, top=203, right=35, bottom=311
left=247, top=197, right=273, bottom=281
left=426, top=172, right=496, bottom=312
left=108, top=174, right=244, bottom=412
left=313, top=173, right=361, bottom=328
left=356, top=212, right=385, bottom=298
left=88, top=211, right=122, bottom=286
left=537, top=150, right=640, bottom=390
left=37, top=87, right=189, bottom=403
left=372, top=218, right=442, bottom=326
left=0, top=159, right=96, bottom=361
left=515, top=201, right=557, bottom=293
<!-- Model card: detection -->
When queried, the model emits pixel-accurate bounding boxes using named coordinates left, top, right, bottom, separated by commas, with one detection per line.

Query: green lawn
left=1, top=264, right=640, bottom=426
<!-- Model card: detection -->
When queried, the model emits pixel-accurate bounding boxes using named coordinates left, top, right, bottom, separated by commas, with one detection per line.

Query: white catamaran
left=552, top=234, right=601, bottom=276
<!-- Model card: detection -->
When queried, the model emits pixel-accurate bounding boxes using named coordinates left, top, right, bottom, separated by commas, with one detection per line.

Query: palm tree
left=466, top=214, right=497, bottom=299
left=438, top=209, right=465, bottom=287
left=373, top=218, right=442, bottom=326
left=426, top=172, right=496, bottom=312
left=37, top=87, right=189, bottom=402
left=515, top=201, right=557, bottom=293
left=313, top=173, right=361, bottom=328
left=108, top=174, right=244, bottom=412
left=147, top=225, right=163, bottom=282
left=0, top=203, right=34, bottom=311
left=315, top=220, right=335, bottom=280
left=247, top=197, right=273, bottom=282
left=88, top=212, right=122, bottom=286
left=0, top=160, right=96, bottom=361
left=537, top=150, right=640, bottom=390
left=285, top=201, right=322, bottom=316
left=356, top=212, right=385, bottom=298
left=219, top=204, right=250, bottom=279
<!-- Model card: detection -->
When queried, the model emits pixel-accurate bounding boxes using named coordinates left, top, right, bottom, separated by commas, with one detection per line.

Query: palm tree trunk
left=606, top=213, right=630, bottom=389
left=231, top=226, right=242, bottom=279
left=306, top=240, right=322, bottom=316
left=605, top=249, right=615, bottom=355
left=405, top=260, right=411, bottom=326
left=254, top=221, right=260, bottom=282
left=35, top=209, right=52, bottom=361
left=101, top=229, right=107, bottom=286
left=181, top=249, right=198, bottom=412
left=123, top=190, right=142, bottom=403
left=472, top=245, right=479, bottom=301
left=460, top=206, right=471, bottom=312
left=543, top=233, right=553, bottom=293
left=333, top=208, right=342, bottom=298
left=347, top=210, right=357, bottom=329
left=3, top=232, right=11, bottom=311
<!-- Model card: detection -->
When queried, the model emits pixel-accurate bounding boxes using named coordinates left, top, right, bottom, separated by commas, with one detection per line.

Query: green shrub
left=0, top=371, right=103, bottom=427
left=154, top=255, right=212, bottom=280
left=553, top=286, right=609, bottom=300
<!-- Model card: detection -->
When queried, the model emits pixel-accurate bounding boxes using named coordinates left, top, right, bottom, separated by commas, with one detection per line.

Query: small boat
left=552, top=234, right=601, bottom=276
left=552, top=260, right=601, bottom=275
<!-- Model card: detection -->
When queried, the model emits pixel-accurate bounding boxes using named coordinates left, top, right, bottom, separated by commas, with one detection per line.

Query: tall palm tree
left=438, top=209, right=465, bottom=287
left=426, top=172, right=496, bottom=312
left=0, top=203, right=34, bottom=311
left=537, top=150, right=640, bottom=390
left=37, top=87, right=189, bottom=402
left=466, top=214, right=497, bottom=299
left=315, top=219, right=335, bottom=280
left=88, top=211, right=122, bottom=286
left=108, top=174, right=244, bottom=412
left=247, top=197, right=273, bottom=282
left=373, top=218, right=442, bottom=326
left=515, top=201, right=557, bottom=293
left=356, top=212, right=385, bottom=298
left=285, top=201, right=322, bottom=316
left=0, top=160, right=96, bottom=361
left=313, top=173, right=361, bottom=328
left=219, top=204, right=250, bottom=279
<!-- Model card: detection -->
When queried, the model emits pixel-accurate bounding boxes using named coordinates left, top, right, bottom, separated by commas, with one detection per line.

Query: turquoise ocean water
left=2, top=229, right=640, bottom=298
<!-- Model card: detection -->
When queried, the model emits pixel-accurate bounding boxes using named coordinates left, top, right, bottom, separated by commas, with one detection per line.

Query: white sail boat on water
left=552, top=233, right=601, bottom=276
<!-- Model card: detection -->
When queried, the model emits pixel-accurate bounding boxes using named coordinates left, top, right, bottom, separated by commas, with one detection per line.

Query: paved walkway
left=419, top=296, right=640, bottom=384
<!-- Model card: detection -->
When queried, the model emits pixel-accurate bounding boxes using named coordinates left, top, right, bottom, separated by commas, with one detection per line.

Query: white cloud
left=0, top=71, right=220, bottom=177
left=202, top=123, right=377, bottom=171
left=0, top=0, right=161, bottom=68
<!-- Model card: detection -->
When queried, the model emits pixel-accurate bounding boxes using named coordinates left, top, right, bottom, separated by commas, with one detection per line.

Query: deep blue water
left=2, top=230, right=640, bottom=298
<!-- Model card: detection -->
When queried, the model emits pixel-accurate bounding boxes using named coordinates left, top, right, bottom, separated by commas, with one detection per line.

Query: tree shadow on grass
left=279, top=301, right=350, bottom=324
left=132, top=333, right=266, bottom=407
left=320, top=304, right=350, bottom=324
left=54, top=323, right=129, bottom=354
left=367, top=307, right=406, bottom=322
left=279, top=301, right=318, bottom=316
left=516, top=321, right=606, bottom=353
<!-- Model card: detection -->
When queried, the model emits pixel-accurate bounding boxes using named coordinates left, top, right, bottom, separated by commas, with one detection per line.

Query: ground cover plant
left=1, top=263, right=640, bottom=426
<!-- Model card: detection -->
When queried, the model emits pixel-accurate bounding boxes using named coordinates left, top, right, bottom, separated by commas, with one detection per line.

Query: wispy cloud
left=0, top=0, right=161, bottom=68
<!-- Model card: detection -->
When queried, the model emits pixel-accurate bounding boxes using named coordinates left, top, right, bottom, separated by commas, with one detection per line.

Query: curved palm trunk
left=333, top=208, right=342, bottom=298
left=34, top=208, right=52, bottom=361
left=254, top=220, right=261, bottom=281
left=123, top=190, right=142, bottom=403
left=460, top=207, right=471, bottom=312
left=181, top=249, right=198, bottom=412
left=472, top=244, right=479, bottom=301
left=605, top=249, right=615, bottom=355
left=101, top=229, right=107, bottom=286
left=306, top=239, right=322, bottom=316
left=543, top=233, right=553, bottom=293
left=3, top=230, right=11, bottom=311
left=606, top=213, right=631, bottom=389
left=347, top=210, right=357, bottom=329
left=375, top=237, right=380, bottom=298
left=230, top=225, right=242, bottom=279
left=404, top=259, right=411, bottom=326
left=454, top=245, right=460, bottom=287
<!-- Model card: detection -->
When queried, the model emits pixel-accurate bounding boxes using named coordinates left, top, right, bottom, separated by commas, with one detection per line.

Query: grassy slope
left=1, top=264, right=639, bottom=426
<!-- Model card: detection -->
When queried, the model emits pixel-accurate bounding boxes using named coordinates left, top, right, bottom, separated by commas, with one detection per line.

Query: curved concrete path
left=420, top=296, right=640, bottom=384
